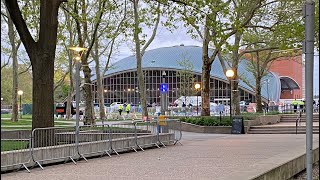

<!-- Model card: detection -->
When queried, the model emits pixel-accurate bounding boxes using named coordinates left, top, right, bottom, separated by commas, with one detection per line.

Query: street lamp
left=69, top=46, right=87, bottom=151
left=160, top=71, right=167, bottom=115
left=226, top=69, right=235, bottom=120
left=17, top=90, right=23, bottom=119
left=195, top=83, right=201, bottom=115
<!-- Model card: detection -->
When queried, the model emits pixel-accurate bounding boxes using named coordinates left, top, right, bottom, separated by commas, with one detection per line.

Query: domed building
left=91, top=45, right=299, bottom=105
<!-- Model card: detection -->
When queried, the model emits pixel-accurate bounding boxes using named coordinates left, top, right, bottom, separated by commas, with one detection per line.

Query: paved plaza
left=1, top=133, right=319, bottom=180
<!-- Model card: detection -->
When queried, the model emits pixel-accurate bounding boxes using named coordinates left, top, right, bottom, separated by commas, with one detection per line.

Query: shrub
left=180, top=116, right=231, bottom=126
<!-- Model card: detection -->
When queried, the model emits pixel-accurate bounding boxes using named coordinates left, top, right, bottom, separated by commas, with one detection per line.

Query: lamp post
left=161, top=71, right=167, bottom=115
left=17, top=90, right=23, bottom=119
left=69, top=46, right=87, bottom=152
left=195, top=83, right=200, bottom=115
left=226, top=69, right=235, bottom=120
left=304, top=1, right=315, bottom=179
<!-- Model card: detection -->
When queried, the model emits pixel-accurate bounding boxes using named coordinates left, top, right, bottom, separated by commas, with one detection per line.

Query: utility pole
left=304, top=1, right=315, bottom=179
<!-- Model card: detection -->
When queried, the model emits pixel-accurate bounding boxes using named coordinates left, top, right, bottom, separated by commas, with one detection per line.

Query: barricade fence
left=1, top=119, right=182, bottom=173
left=1, top=130, right=32, bottom=173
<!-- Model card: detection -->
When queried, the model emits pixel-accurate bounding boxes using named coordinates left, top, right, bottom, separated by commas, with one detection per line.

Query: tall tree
left=4, top=0, right=67, bottom=129
left=174, top=0, right=263, bottom=116
left=133, top=0, right=161, bottom=117
left=1, top=6, right=21, bottom=122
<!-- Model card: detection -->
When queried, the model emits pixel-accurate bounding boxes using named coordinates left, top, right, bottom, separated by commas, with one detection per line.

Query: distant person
left=118, top=104, right=123, bottom=118
left=298, top=100, right=305, bottom=113
left=291, top=99, right=298, bottom=113
left=126, top=103, right=131, bottom=115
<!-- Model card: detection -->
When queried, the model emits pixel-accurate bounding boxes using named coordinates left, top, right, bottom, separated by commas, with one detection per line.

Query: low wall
left=181, top=122, right=231, bottom=134
left=244, top=115, right=281, bottom=133
left=244, top=115, right=281, bottom=127
left=1, top=133, right=174, bottom=172
left=181, top=115, right=281, bottom=134
left=1, top=130, right=31, bottom=139
left=252, top=147, right=319, bottom=180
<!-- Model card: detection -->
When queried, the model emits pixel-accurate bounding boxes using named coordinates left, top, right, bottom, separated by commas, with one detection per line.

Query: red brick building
left=269, top=56, right=303, bottom=99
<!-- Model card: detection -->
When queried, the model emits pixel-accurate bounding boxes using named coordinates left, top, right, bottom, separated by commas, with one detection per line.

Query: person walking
left=126, top=103, right=131, bottom=117
left=291, top=99, right=298, bottom=113
left=298, top=100, right=305, bottom=113
left=117, top=104, right=123, bottom=120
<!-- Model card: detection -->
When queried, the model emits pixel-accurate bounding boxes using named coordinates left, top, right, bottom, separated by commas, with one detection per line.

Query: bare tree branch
left=18, top=64, right=31, bottom=75
left=141, top=2, right=161, bottom=56
left=54, top=70, right=69, bottom=91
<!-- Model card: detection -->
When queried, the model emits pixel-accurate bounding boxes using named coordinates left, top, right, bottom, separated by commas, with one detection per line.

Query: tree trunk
left=7, top=10, right=19, bottom=122
left=95, top=58, right=106, bottom=120
left=256, top=77, right=263, bottom=113
left=201, top=60, right=211, bottom=116
left=31, top=53, right=55, bottom=129
left=133, top=0, right=148, bottom=117
left=232, top=76, right=241, bottom=115
left=82, top=63, right=94, bottom=125
left=201, top=18, right=210, bottom=116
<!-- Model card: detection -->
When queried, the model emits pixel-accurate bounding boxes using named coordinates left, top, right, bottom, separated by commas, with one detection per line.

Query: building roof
left=93, top=45, right=281, bottom=102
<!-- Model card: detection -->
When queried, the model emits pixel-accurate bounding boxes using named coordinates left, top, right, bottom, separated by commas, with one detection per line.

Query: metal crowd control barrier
left=135, top=121, right=161, bottom=150
left=77, top=123, right=111, bottom=160
left=31, top=126, right=77, bottom=170
left=1, top=131, right=32, bottom=173
left=158, top=119, right=182, bottom=146
left=110, top=122, right=139, bottom=154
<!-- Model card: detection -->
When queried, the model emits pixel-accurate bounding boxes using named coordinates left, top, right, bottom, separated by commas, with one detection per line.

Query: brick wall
left=269, top=56, right=303, bottom=99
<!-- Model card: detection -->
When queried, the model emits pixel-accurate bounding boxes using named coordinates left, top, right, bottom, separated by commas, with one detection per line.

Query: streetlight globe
left=226, top=69, right=235, bottom=78
left=74, top=56, right=81, bottom=61
left=69, top=46, right=87, bottom=52
left=18, top=90, right=23, bottom=95
left=195, top=83, right=201, bottom=90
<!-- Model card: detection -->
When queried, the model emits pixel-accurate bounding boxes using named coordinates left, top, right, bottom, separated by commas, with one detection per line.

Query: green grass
left=1, top=140, right=29, bottom=152
left=1, top=119, right=73, bottom=126
left=1, top=114, right=32, bottom=119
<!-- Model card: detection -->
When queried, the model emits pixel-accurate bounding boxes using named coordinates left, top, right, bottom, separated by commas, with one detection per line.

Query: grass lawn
left=1, top=140, right=29, bottom=152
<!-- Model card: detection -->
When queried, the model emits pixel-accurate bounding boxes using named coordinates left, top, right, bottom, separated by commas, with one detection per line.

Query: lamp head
left=195, top=83, right=201, bottom=90
left=69, top=46, right=87, bottom=52
left=18, top=90, right=23, bottom=95
left=226, top=69, right=235, bottom=78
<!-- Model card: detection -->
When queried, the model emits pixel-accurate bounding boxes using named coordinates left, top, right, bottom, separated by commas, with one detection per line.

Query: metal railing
left=31, top=126, right=77, bottom=170
left=1, top=131, right=32, bottom=173
left=295, top=111, right=302, bottom=135
left=1, top=119, right=182, bottom=173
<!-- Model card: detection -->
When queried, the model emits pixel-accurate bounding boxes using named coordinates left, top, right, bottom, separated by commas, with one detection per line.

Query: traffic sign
left=160, top=83, right=168, bottom=93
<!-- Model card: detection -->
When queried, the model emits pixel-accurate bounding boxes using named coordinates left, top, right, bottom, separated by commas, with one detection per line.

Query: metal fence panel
left=158, top=119, right=182, bottom=145
left=31, top=126, right=77, bottom=169
left=77, top=124, right=111, bottom=159
left=1, top=130, right=32, bottom=172
left=135, top=121, right=160, bottom=150
left=110, top=122, right=138, bottom=154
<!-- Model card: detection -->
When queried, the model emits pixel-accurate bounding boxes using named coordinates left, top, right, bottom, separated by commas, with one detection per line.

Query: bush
left=180, top=116, right=231, bottom=126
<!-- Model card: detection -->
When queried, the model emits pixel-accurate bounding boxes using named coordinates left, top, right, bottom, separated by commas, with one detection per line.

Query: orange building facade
left=269, top=56, right=303, bottom=99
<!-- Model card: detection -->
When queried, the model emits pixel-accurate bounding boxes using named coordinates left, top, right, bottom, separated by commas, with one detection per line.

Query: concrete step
left=280, top=119, right=319, bottom=122
left=248, top=131, right=319, bottom=134
left=249, top=126, right=319, bottom=130
left=248, top=125, right=319, bottom=134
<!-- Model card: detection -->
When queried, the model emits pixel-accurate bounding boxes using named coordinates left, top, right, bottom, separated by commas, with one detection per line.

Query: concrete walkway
left=1, top=133, right=319, bottom=180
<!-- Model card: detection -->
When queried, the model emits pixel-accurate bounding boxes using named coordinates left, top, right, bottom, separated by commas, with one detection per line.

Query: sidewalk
left=1, top=133, right=319, bottom=180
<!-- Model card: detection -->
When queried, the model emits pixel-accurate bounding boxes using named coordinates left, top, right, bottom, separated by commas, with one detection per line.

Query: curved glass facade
left=92, top=69, right=255, bottom=105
